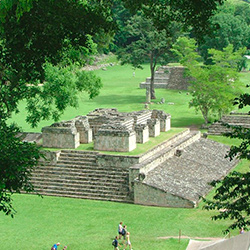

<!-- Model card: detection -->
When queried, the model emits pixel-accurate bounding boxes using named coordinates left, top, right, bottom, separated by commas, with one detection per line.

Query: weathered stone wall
left=94, top=124, right=137, bottom=152
left=167, top=66, right=190, bottom=90
left=42, top=123, right=80, bottom=149
left=134, top=181, right=195, bottom=208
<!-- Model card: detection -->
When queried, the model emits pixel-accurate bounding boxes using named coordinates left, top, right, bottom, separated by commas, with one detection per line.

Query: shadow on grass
left=171, top=116, right=204, bottom=128
left=94, top=94, right=145, bottom=106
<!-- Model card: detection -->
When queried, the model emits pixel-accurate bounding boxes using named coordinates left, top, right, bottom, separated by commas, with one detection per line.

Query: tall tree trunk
left=150, top=54, right=156, bottom=99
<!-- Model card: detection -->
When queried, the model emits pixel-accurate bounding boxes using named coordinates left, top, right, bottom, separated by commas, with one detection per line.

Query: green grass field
left=10, top=63, right=204, bottom=132
left=3, top=62, right=250, bottom=249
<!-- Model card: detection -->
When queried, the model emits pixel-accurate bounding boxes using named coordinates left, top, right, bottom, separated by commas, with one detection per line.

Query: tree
left=118, top=0, right=225, bottom=100
left=122, top=0, right=225, bottom=40
left=199, top=1, right=250, bottom=63
left=118, top=12, right=181, bottom=99
left=172, top=38, right=244, bottom=124
left=203, top=91, right=250, bottom=232
left=0, top=0, right=115, bottom=216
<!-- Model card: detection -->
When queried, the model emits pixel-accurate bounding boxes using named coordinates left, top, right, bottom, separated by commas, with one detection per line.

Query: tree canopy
left=0, top=0, right=115, bottom=216
left=118, top=12, right=181, bottom=99
left=172, top=37, right=244, bottom=124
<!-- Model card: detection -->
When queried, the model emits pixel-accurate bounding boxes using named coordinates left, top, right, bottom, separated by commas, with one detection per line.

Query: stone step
left=133, top=131, right=201, bottom=174
left=32, top=170, right=128, bottom=180
left=139, top=128, right=191, bottom=162
left=59, top=152, right=97, bottom=158
left=56, top=160, right=97, bottom=166
left=57, top=157, right=97, bottom=164
left=35, top=164, right=128, bottom=173
left=31, top=178, right=128, bottom=190
left=31, top=173, right=128, bottom=182
left=32, top=190, right=133, bottom=203
left=61, top=150, right=98, bottom=155
left=146, top=77, right=169, bottom=83
left=34, top=185, right=128, bottom=199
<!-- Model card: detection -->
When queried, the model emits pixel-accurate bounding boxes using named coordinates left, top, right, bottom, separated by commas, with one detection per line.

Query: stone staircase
left=31, top=150, right=131, bottom=203
left=130, top=129, right=201, bottom=181
left=140, top=66, right=189, bottom=90
left=208, top=115, right=250, bottom=135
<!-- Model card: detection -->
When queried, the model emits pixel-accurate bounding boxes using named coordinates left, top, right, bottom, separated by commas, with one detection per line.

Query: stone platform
left=33, top=128, right=238, bottom=208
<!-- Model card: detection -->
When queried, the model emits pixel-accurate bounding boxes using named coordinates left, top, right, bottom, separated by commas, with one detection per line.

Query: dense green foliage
left=204, top=86, right=250, bottom=232
left=199, top=0, right=250, bottom=63
left=0, top=121, right=42, bottom=216
left=0, top=0, right=115, bottom=216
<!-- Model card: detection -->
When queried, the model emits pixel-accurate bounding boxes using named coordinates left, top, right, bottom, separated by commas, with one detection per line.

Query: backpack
left=121, top=228, right=126, bottom=236
left=112, top=240, right=116, bottom=246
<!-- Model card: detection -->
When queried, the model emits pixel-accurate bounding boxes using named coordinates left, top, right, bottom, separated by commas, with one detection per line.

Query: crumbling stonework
left=140, top=66, right=191, bottom=90
left=94, top=123, right=136, bottom=152
left=151, top=110, right=171, bottom=132
left=147, top=118, right=160, bottom=137
left=75, top=116, right=92, bottom=143
left=42, top=108, right=170, bottom=152
left=135, top=124, right=149, bottom=144
left=42, top=121, right=80, bottom=148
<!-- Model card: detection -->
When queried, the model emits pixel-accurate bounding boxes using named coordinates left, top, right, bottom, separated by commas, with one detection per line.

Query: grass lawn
left=9, top=63, right=204, bottom=132
left=3, top=63, right=250, bottom=249
left=0, top=193, right=235, bottom=250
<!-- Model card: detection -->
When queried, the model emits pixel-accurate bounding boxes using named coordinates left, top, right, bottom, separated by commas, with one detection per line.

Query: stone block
left=151, top=110, right=171, bottom=132
left=42, top=126, right=80, bottom=149
left=94, top=124, right=136, bottom=152
left=147, top=119, right=160, bottom=137
left=135, top=124, right=149, bottom=144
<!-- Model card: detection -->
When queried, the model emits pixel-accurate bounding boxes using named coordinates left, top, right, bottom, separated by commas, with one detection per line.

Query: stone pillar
left=75, top=116, right=92, bottom=143
left=135, top=124, right=149, bottom=144
left=151, top=110, right=171, bottom=132
left=146, top=87, right=151, bottom=103
left=147, top=119, right=160, bottom=137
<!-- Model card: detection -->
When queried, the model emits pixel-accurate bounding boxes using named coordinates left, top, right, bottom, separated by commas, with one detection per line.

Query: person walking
left=122, top=225, right=127, bottom=245
left=123, top=232, right=133, bottom=250
left=112, top=235, right=121, bottom=250
left=118, top=221, right=123, bottom=239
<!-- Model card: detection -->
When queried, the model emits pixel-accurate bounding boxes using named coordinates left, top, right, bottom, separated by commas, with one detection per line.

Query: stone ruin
left=42, top=108, right=171, bottom=152
left=140, top=65, right=191, bottom=91
left=42, top=116, right=92, bottom=149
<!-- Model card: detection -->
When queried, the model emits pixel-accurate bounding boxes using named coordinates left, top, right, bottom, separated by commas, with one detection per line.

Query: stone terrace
left=141, top=138, right=238, bottom=206
left=208, top=114, right=250, bottom=135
